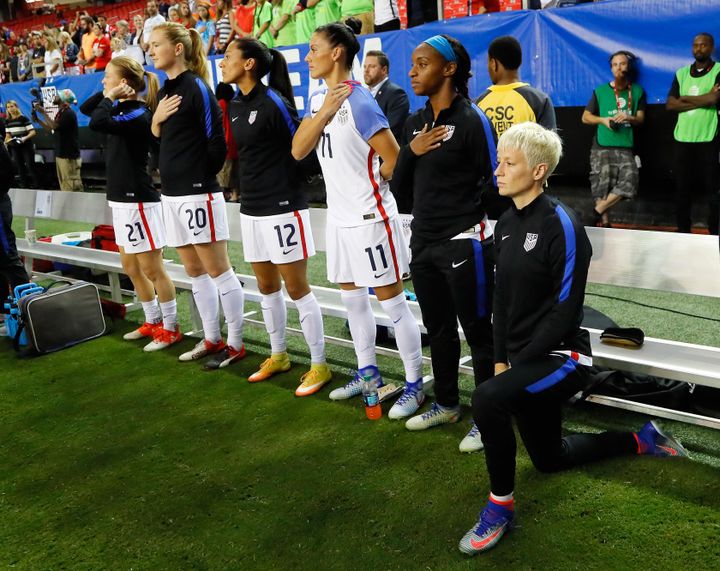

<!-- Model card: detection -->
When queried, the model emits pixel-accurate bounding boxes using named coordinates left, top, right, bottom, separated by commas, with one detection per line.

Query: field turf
left=1, top=215, right=718, bottom=569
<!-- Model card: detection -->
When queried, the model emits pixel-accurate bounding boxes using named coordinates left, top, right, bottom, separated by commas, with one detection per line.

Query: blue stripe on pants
left=471, top=239, right=487, bottom=318
left=525, top=358, right=577, bottom=394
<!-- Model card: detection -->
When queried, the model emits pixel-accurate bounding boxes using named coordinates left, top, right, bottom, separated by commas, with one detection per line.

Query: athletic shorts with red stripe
left=326, top=216, right=409, bottom=287
left=471, top=354, right=637, bottom=496
left=241, top=210, right=315, bottom=264
left=109, top=201, right=166, bottom=253
left=161, top=192, right=230, bottom=247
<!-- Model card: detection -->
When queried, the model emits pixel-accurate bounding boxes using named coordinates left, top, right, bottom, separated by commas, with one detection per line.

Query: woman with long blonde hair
left=148, top=23, right=246, bottom=369
left=79, top=57, right=180, bottom=351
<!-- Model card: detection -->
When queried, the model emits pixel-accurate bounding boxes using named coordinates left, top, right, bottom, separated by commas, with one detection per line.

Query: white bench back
left=9, top=188, right=720, bottom=298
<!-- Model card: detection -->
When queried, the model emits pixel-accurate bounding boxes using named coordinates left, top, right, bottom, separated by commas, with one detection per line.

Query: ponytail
left=107, top=56, right=161, bottom=112
left=229, top=39, right=295, bottom=105
left=154, top=22, right=210, bottom=83
left=268, top=48, right=294, bottom=105
left=144, top=70, right=160, bottom=112
left=444, top=35, right=472, bottom=100
left=187, top=27, right=209, bottom=83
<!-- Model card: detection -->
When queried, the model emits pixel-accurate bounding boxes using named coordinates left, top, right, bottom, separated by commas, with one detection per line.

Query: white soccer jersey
left=306, top=82, right=398, bottom=228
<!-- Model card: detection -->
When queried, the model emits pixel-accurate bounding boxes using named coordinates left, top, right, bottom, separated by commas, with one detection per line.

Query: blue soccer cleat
left=636, top=420, right=689, bottom=458
left=459, top=498, right=515, bottom=555
left=329, top=365, right=383, bottom=400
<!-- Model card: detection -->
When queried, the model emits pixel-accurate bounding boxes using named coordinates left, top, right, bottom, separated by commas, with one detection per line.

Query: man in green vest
left=666, top=33, right=720, bottom=235
left=582, top=51, right=645, bottom=227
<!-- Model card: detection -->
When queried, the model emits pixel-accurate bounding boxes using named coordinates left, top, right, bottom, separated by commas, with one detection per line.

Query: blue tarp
left=1, top=0, right=715, bottom=127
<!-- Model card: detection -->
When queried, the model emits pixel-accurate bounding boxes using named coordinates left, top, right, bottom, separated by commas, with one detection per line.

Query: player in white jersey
left=292, top=19, right=424, bottom=416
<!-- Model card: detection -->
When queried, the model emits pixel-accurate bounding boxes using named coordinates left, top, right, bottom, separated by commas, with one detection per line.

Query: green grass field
left=1, top=215, right=719, bottom=569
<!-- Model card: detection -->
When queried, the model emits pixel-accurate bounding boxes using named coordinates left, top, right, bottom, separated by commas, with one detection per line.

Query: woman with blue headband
left=390, top=35, right=499, bottom=442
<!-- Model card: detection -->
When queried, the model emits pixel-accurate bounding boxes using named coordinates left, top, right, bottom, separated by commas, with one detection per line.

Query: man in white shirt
left=374, top=0, right=400, bottom=32
left=141, top=0, right=166, bottom=65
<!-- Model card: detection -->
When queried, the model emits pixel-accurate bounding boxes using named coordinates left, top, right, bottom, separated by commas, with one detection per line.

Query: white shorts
left=109, top=201, right=166, bottom=253
left=241, top=209, right=316, bottom=264
left=326, top=216, right=410, bottom=287
left=161, top=192, right=230, bottom=247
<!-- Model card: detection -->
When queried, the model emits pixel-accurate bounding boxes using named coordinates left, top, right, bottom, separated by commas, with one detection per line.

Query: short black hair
left=696, top=32, right=715, bottom=46
left=488, top=35, right=522, bottom=71
left=366, top=50, right=389, bottom=71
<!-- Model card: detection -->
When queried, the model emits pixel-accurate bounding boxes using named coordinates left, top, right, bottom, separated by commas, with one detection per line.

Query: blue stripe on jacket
left=194, top=77, right=213, bottom=138
left=471, top=239, right=487, bottom=318
left=471, top=104, right=498, bottom=186
left=266, top=88, right=297, bottom=136
left=554, top=204, right=576, bottom=303
left=111, top=107, right=145, bottom=122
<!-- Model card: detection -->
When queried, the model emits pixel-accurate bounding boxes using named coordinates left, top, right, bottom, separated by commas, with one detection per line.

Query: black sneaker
left=203, top=345, right=247, bottom=370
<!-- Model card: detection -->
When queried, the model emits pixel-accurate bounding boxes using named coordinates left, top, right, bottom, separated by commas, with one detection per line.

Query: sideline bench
left=9, top=188, right=720, bottom=429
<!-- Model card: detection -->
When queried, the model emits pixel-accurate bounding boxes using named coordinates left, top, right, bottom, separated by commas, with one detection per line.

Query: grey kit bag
left=14, top=282, right=106, bottom=354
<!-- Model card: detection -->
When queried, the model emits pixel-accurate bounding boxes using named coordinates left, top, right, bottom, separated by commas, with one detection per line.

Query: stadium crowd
left=1, top=0, right=612, bottom=82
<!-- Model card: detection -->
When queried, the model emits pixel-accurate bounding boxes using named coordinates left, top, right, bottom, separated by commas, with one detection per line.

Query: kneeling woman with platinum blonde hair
left=459, top=121, right=689, bottom=556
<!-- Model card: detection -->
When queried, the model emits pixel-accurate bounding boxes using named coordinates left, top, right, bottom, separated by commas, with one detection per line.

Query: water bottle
left=362, top=375, right=382, bottom=420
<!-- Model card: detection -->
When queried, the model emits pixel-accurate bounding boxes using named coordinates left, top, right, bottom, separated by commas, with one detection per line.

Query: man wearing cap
left=35, top=90, right=83, bottom=192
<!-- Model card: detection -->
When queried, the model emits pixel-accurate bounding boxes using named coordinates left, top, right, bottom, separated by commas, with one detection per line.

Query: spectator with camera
left=3, top=100, right=37, bottom=188
left=35, top=89, right=83, bottom=192
left=581, top=51, right=645, bottom=227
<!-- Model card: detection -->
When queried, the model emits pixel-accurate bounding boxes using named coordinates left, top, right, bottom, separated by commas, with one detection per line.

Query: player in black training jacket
left=149, top=22, right=246, bottom=370
left=391, top=35, right=497, bottom=450
left=458, top=122, right=690, bottom=557
left=220, top=38, right=332, bottom=396
left=81, top=56, right=179, bottom=352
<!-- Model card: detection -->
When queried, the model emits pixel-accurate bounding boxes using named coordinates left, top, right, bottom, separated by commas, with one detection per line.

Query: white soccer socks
left=379, top=291, right=423, bottom=383
left=341, top=287, right=377, bottom=370
left=191, top=274, right=221, bottom=343
left=213, top=268, right=245, bottom=350
left=294, top=291, right=326, bottom=364
left=160, top=299, right=178, bottom=332
left=261, top=290, right=287, bottom=355
left=141, top=298, right=162, bottom=324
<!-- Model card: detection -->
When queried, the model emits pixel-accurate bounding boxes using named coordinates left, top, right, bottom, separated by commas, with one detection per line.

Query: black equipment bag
left=14, top=282, right=106, bottom=354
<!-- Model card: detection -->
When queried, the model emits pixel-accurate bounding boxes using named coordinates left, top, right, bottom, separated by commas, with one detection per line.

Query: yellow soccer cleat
left=295, top=363, right=333, bottom=397
left=248, top=353, right=291, bottom=383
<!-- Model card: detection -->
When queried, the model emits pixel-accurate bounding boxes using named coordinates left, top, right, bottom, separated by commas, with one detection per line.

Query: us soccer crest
left=443, top=125, right=455, bottom=141
left=248, top=110, right=258, bottom=124
left=524, top=232, right=538, bottom=252
left=337, top=107, right=349, bottom=125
